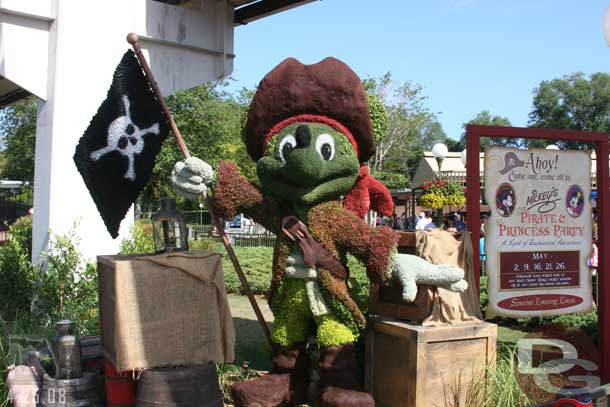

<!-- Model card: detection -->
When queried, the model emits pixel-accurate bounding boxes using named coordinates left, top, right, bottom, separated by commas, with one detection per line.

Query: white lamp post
left=431, top=143, right=448, bottom=224
left=431, top=143, right=449, bottom=176
left=603, top=6, right=610, bottom=46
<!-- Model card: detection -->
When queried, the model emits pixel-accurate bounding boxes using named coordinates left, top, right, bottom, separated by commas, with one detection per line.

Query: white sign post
left=484, top=147, right=593, bottom=318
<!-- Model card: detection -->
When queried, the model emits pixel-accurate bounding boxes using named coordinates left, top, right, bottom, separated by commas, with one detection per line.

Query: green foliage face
left=257, top=123, right=359, bottom=207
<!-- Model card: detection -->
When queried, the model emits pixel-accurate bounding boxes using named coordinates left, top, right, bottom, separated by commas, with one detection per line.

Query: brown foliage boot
left=318, top=344, right=374, bottom=407
left=231, top=343, right=308, bottom=407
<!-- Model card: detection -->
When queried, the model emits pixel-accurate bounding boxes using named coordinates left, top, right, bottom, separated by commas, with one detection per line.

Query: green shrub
left=8, top=216, right=32, bottom=259
left=0, top=218, right=35, bottom=320
left=119, top=220, right=155, bottom=254
left=1, top=334, right=12, bottom=407
left=33, top=226, right=99, bottom=335
left=189, top=238, right=215, bottom=252
left=0, top=245, right=34, bottom=320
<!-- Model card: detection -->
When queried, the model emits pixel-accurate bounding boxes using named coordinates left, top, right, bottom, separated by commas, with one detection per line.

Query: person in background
left=415, top=211, right=427, bottom=230
left=390, top=213, right=398, bottom=229
left=423, top=217, right=437, bottom=230
left=454, top=213, right=466, bottom=231
left=480, top=214, right=488, bottom=235
left=480, top=231, right=486, bottom=275
left=445, top=217, right=457, bottom=232
left=395, top=213, right=404, bottom=230
left=588, top=243, right=598, bottom=274
left=406, top=213, right=417, bottom=230
left=422, top=212, right=436, bottom=230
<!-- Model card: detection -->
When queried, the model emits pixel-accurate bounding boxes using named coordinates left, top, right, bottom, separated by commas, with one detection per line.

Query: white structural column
left=1, top=0, right=234, bottom=263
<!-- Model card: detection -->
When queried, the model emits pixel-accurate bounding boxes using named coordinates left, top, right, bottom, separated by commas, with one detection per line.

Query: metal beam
left=0, top=88, right=31, bottom=108
left=234, top=0, right=317, bottom=26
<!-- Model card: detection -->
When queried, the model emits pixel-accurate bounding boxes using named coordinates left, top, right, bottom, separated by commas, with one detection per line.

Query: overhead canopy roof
left=231, top=0, right=317, bottom=26
left=0, top=0, right=317, bottom=108
left=0, top=76, right=31, bottom=109
left=153, top=0, right=318, bottom=26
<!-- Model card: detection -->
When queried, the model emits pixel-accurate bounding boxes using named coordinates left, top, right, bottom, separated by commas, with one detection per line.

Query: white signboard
left=484, top=147, right=593, bottom=318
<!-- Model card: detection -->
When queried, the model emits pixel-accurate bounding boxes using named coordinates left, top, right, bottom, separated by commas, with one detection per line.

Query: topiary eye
left=278, top=134, right=296, bottom=163
left=315, top=134, right=335, bottom=161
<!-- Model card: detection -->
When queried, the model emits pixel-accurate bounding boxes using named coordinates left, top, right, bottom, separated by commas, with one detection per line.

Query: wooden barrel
left=105, top=361, right=136, bottom=407
left=80, top=337, right=104, bottom=373
left=41, top=372, right=104, bottom=407
left=136, top=364, right=222, bottom=407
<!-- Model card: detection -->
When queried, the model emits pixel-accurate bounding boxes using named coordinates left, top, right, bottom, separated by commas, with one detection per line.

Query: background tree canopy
left=459, top=110, right=514, bottom=151
left=141, top=81, right=254, bottom=213
left=527, top=72, right=610, bottom=149
left=0, top=97, right=37, bottom=181
left=363, top=72, right=446, bottom=189
left=3, top=70, right=610, bottom=206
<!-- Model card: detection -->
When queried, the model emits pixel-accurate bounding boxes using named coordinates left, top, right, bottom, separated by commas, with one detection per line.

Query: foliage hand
left=391, top=254, right=468, bottom=302
left=170, top=157, right=214, bottom=201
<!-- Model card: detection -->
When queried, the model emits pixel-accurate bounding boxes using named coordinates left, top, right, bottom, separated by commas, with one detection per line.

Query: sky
left=229, top=0, right=610, bottom=141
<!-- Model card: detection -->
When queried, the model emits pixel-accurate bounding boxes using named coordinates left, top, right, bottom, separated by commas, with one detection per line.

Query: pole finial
left=126, top=33, right=139, bottom=45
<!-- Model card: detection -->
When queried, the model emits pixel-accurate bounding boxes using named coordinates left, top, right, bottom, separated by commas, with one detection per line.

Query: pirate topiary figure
left=172, top=57, right=468, bottom=407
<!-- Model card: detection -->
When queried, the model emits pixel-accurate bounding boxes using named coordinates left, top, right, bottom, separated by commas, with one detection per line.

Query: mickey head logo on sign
left=90, top=95, right=159, bottom=181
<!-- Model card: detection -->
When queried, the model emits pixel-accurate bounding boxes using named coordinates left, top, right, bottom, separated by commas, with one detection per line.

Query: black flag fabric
left=74, top=50, right=169, bottom=238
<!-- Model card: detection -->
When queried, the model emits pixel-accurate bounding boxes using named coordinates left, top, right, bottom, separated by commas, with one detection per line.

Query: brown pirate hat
left=244, top=57, right=375, bottom=163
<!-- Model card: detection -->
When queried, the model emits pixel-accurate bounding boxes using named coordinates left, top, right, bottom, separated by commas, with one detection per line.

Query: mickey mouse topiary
left=171, top=57, right=468, bottom=407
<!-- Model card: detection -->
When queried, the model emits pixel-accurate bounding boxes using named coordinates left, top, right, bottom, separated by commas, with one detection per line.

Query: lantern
left=0, top=223, right=8, bottom=245
left=152, top=198, right=188, bottom=254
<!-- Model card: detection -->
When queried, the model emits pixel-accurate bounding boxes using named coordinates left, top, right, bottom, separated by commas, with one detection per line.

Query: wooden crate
left=369, top=232, right=433, bottom=322
left=365, top=316, right=497, bottom=407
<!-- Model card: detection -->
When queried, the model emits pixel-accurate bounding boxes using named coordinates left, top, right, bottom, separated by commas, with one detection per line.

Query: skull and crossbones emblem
left=90, top=95, right=159, bottom=181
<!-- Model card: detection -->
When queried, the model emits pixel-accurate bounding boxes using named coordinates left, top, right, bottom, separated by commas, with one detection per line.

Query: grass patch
left=474, top=345, right=533, bottom=407
left=215, top=244, right=273, bottom=295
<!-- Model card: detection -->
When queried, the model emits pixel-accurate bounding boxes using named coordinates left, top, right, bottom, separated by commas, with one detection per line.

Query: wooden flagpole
left=126, top=33, right=272, bottom=345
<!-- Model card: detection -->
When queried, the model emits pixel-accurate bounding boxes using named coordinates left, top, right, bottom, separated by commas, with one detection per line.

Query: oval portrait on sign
left=495, top=183, right=516, bottom=218
left=565, top=185, right=584, bottom=218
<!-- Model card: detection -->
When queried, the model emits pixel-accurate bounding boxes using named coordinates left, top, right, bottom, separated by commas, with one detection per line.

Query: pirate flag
left=74, top=50, right=169, bottom=238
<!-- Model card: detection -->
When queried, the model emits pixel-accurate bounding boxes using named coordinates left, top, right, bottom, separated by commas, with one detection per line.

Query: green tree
left=421, top=120, right=449, bottom=148
left=442, top=137, right=465, bottom=152
left=0, top=97, right=37, bottom=180
left=527, top=72, right=610, bottom=149
left=364, top=73, right=441, bottom=187
left=460, top=110, right=515, bottom=151
left=366, top=93, right=388, bottom=144
left=141, top=80, right=254, bottom=212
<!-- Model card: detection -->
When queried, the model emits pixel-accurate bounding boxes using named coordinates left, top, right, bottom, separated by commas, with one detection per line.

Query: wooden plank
left=369, top=283, right=435, bottom=322
left=425, top=337, right=489, bottom=406
left=364, top=326, right=374, bottom=393
left=407, top=331, right=419, bottom=407
left=372, top=332, right=411, bottom=407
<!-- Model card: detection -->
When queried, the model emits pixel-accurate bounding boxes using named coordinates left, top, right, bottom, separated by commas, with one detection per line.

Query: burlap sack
left=415, top=230, right=483, bottom=326
left=98, top=250, right=235, bottom=372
